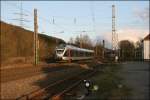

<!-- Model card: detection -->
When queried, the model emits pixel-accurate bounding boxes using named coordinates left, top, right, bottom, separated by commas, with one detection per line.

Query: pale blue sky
left=1, top=1, right=149, bottom=48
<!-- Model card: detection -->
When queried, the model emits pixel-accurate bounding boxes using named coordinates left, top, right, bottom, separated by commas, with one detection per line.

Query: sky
left=1, top=1, right=149, bottom=48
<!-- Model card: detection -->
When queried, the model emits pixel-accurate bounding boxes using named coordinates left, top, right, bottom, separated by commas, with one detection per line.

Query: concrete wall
left=1, top=21, right=65, bottom=66
left=143, top=40, right=150, bottom=60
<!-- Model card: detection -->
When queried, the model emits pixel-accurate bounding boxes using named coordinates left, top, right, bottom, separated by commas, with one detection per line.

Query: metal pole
left=96, top=42, right=97, bottom=57
left=102, top=40, right=105, bottom=59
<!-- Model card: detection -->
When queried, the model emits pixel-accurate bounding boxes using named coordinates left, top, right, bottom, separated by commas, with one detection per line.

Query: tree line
left=68, top=34, right=143, bottom=61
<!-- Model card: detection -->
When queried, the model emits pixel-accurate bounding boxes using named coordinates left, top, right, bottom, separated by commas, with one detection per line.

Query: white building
left=143, top=34, right=150, bottom=60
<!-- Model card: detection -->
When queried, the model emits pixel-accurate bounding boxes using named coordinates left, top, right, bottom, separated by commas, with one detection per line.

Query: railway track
left=17, top=69, right=97, bottom=100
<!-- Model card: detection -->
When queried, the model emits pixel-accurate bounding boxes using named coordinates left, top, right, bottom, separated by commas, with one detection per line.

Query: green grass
left=90, top=64, right=132, bottom=99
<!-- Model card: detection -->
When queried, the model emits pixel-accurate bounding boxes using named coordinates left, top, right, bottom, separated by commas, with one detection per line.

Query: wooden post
left=34, top=9, right=38, bottom=65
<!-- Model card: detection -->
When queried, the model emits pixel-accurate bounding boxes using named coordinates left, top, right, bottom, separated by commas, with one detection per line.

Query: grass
left=90, top=64, right=132, bottom=100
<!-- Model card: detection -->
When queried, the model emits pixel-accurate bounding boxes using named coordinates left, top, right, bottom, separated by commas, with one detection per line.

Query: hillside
left=0, top=21, right=65, bottom=65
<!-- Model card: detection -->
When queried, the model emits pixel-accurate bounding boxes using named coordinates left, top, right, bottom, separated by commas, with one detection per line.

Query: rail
left=16, top=69, right=97, bottom=100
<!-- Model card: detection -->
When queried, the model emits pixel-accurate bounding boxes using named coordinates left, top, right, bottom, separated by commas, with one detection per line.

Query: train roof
left=66, top=45, right=94, bottom=53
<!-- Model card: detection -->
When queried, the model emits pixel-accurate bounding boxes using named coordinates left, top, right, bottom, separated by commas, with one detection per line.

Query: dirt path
left=1, top=65, right=86, bottom=99
left=120, top=62, right=149, bottom=100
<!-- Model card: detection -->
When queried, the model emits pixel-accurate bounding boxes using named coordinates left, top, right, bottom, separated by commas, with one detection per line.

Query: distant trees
left=119, top=40, right=135, bottom=61
left=68, top=34, right=93, bottom=49
left=68, top=37, right=74, bottom=44
left=119, top=39, right=143, bottom=61
left=134, top=39, right=143, bottom=60
left=94, top=40, right=104, bottom=59
left=69, top=36, right=144, bottom=61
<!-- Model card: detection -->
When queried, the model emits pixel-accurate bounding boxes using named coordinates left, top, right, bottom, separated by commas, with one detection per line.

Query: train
left=55, top=44, right=94, bottom=61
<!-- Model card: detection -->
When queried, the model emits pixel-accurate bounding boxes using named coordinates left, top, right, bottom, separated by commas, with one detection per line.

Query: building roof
left=144, top=34, right=150, bottom=41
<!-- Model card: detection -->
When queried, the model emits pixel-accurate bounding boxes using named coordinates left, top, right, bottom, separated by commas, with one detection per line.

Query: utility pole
left=95, top=41, right=98, bottom=57
left=34, top=9, right=38, bottom=65
left=102, top=40, right=105, bottom=59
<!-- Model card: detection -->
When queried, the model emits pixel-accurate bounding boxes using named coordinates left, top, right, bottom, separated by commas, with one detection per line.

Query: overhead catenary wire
left=5, top=2, right=111, bottom=33
left=90, top=1, right=96, bottom=34
left=11, top=1, right=30, bottom=28
left=6, top=2, right=73, bottom=33
left=4, top=2, right=118, bottom=36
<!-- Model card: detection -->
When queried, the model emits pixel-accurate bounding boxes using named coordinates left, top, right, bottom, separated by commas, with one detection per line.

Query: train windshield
left=57, top=44, right=66, bottom=49
left=56, top=50, right=64, bottom=54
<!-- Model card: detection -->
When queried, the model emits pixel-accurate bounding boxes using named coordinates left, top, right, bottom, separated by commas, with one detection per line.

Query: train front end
left=55, top=44, right=66, bottom=60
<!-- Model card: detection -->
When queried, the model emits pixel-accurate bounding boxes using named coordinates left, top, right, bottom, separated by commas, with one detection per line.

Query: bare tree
left=74, top=35, right=80, bottom=47
left=72, top=35, right=93, bottom=49
left=134, top=39, right=143, bottom=60
left=119, top=40, right=135, bottom=61
left=94, top=40, right=103, bottom=58
left=81, top=34, right=93, bottom=49
left=68, top=37, right=74, bottom=44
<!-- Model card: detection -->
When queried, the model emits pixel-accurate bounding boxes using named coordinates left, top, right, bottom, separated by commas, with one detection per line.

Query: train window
left=82, top=52, right=84, bottom=57
left=90, top=53, right=92, bottom=56
left=88, top=52, right=91, bottom=56
left=90, top=52, right=92, bottom=56
left=82, top=51, right=84, bottom=56
left=77, top=51, right=79, bottom=57
left=88, top=52, right=90, bottom=56
left=85, top=52, right=87, bottom=56
left=87, top=52, right=90, bottom=57
left=74, top=50, right=78, bottom=57
left=87, top=52, right=89, bottom=56
left=72, top=50, right=76, bottom=57
left=74, top=50, right=77, bottom=57
left=83, top=52, right=85, bottom=56
left=57, top=50, right=64, bottom=54
left=80, top=51, right=83, bottom=56
left=78, top=51, right=80, bottom=57
left=89, top=52, right=91, bottom=56
left=79, top=51, right=81, bottom=56
left=85, top=52, right=88, bottom=57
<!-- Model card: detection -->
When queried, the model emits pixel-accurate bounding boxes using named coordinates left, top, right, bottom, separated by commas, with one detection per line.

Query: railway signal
left=83, top=80, right=92, bottom=96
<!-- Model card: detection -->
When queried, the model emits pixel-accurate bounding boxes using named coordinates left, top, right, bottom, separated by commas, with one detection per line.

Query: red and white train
left=55, top=44, right=94, bottom=61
